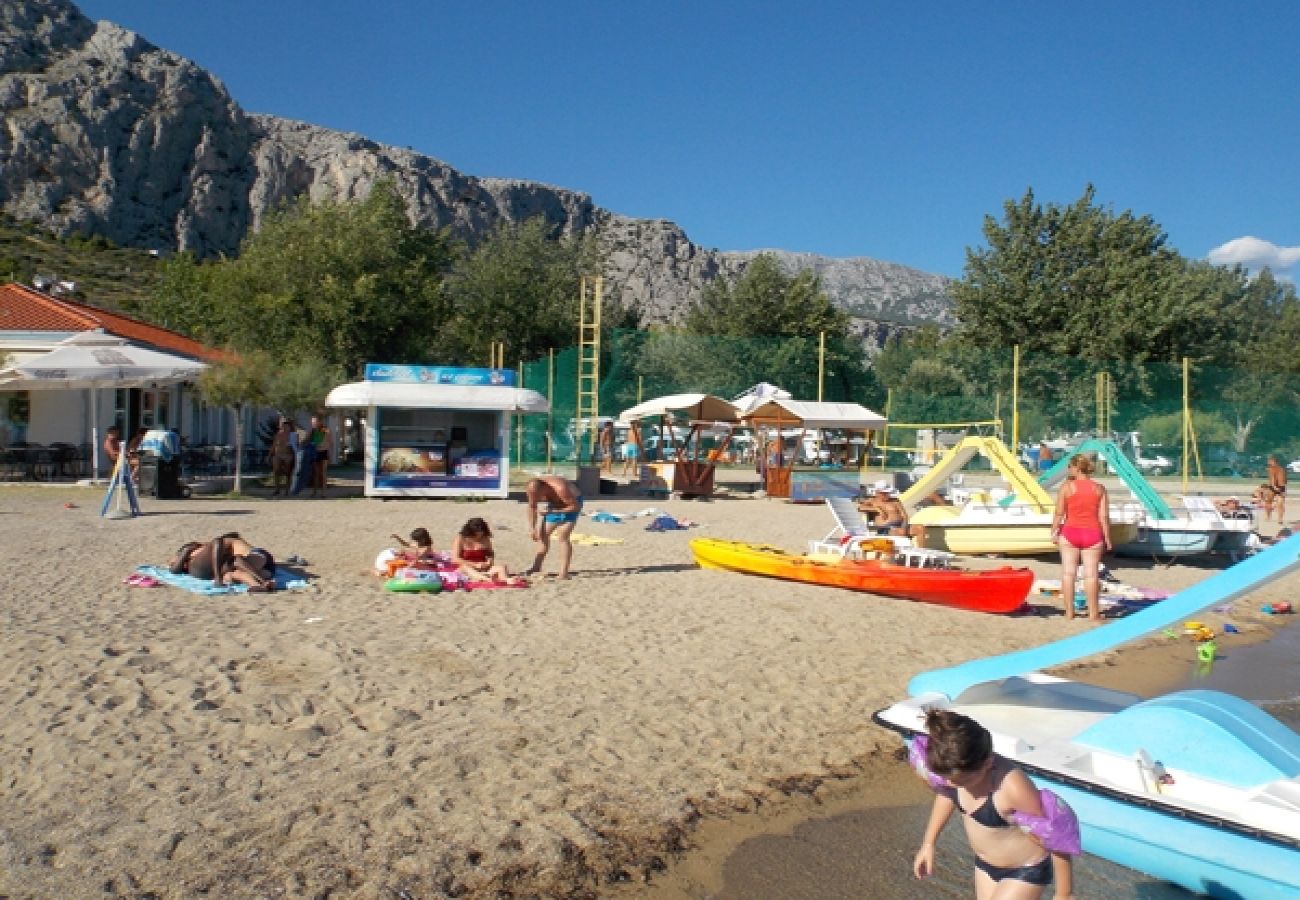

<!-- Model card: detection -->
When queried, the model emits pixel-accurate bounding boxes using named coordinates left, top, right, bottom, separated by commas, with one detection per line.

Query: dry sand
left=0, top=473, right=1294, bottom=898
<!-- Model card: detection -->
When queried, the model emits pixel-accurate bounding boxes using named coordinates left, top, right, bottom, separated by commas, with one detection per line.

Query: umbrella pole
left=90, top=387, right=100, bottom=479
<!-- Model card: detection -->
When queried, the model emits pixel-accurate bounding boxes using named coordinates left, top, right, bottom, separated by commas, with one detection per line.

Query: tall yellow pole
left=1182, top=357, right=1190, bottom=494
left=817, top=331, right=826, bottom=402
left=1011, top=345, right=1020, bottom=451
left=637, top=375, right=643, bottom=404
left=880, top=388, right=892, bottom=471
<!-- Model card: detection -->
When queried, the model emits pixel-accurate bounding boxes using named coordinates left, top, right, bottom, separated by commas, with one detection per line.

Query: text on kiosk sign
left=363, top=364, right=516, bottom=387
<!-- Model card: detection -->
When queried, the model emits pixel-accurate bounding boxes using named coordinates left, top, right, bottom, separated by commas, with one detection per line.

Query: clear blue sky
left=76, top=0, right=1300, bottom=279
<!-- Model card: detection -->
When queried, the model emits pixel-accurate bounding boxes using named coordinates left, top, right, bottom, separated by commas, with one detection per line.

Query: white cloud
left=1207, top=236, right=1300, bottom=278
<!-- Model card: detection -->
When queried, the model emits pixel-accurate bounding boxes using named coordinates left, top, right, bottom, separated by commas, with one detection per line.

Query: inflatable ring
left=384, top=576, right=442, bottom=593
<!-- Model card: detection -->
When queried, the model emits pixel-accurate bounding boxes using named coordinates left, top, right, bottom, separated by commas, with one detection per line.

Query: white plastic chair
left=808, top=497, right=922, bottom=560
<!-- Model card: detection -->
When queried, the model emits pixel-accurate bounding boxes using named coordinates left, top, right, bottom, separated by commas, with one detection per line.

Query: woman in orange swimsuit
left=1050, top=455, right=1111, bottom=621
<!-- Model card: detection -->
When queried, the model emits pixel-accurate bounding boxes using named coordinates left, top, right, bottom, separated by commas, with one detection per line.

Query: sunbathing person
left=168, top=533, right=276, bottom=592
left=452, top=517, right=525, bottom=585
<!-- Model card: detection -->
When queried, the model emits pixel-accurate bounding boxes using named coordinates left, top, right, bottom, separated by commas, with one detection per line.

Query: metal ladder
left=576, top=275, right=603, bottom=462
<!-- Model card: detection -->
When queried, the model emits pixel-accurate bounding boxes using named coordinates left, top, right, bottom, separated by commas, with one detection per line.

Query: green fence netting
left=510, top=330, right=1300, bottom=477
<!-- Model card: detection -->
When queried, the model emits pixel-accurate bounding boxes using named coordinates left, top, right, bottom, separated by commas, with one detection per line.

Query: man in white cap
left=857, top=480, right=909, bottom=535
left=872, top=484, right=909, bottom=535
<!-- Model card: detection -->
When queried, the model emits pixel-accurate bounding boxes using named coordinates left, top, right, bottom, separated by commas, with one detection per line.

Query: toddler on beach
left=912, top=708, right=1079, bottom=899
left=452, top=517, right=524, bottom=585
left=392, top=527, right=437, bottom=561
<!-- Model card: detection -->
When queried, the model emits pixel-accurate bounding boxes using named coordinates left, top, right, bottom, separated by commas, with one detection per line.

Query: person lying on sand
left=169, top=533, right=277, bottom=592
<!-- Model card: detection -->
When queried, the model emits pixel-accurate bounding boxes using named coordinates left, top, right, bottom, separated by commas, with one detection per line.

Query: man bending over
left=525, top=475, right=583, bottom=579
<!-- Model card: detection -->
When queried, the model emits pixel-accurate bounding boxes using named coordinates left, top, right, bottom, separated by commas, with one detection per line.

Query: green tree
left=198, top=351, right=274, bottom=494
left=441, top=218, right=636, bottom=367
left=950, top=186, right=1279, bottom=425
left=678, top=254, right=874, bottom=402
left=146, top=181, right=457, bottom=376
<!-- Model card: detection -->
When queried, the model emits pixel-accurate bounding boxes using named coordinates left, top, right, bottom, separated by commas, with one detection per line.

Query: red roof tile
left=0, top=282, right=226, bottom=362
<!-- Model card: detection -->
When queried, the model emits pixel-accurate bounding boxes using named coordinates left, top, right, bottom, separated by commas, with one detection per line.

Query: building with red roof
left=0, top=282, right=237, bottom=473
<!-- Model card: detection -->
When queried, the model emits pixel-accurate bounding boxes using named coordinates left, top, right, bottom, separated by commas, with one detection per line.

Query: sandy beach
left=0, top=472, right=1295, bottom=898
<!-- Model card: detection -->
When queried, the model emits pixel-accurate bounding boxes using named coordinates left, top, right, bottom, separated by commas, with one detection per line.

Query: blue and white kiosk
left=325, top=364, right=549, bottom=498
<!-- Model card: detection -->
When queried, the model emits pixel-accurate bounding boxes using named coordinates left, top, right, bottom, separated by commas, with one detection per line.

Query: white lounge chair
left=807, top=496, right=874, bottom=555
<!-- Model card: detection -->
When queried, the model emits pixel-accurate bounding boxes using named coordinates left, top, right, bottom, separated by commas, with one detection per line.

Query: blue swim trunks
left=544, top=497, right=583, bottom=525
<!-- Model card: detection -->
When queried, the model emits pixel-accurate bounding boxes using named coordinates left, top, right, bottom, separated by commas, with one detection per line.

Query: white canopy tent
left=737, top=396, right=887, bottom=499
left=616, top=393, right=741, bottom=497
left=616, top=392, right=741, bottom=425
left=0, top=330, right=207, bottom=477
left=738, top=397, right=887, bottom=431
left=730, top=381, right=794, bottom=417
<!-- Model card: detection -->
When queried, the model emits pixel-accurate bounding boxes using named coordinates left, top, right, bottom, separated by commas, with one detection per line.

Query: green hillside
left=0, top=214, right=159, bottom=312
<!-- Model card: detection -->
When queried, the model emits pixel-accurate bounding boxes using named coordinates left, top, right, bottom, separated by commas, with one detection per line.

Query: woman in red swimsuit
left=1050, top=454, right=1111, bottom=621
left=452, top=517, right=525, bottom=585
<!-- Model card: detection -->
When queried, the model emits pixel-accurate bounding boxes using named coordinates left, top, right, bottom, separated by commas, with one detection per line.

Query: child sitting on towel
left=452, top=517, right=524, bottom=585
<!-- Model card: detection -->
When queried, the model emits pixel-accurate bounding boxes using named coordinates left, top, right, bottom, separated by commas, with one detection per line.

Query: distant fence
left=511, top=331, right=1300, bottom=474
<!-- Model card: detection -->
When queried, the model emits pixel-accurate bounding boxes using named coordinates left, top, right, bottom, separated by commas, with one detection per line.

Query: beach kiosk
left=618, top=393, right=740, bottom=498
left=739, top=397, right=886, bottom=501
left=325, top=364, right=549, bottom=498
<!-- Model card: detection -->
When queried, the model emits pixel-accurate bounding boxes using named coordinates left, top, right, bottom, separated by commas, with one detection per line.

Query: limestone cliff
left=0, top=0, right=953, bottom=336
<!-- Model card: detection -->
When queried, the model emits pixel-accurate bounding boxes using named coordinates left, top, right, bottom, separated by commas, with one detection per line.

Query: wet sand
left=628, top=610, right=1300, bottom=899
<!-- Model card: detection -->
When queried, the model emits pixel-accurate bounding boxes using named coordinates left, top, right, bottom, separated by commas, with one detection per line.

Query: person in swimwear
left=524, top=475, right=582, bottom=579
left=1268, top=455, right=1287, bottom=522
left=913, top=708, right=1075, bottom=899
left=452, top=517, right=524, bottom=585
left=1050, top=454, right=1111, bottom=621
left=168, top=533, right=277, bottom=592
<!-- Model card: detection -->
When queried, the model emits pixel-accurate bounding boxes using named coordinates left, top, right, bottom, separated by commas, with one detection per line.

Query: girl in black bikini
left=913, top=709, right=1076, bottom=898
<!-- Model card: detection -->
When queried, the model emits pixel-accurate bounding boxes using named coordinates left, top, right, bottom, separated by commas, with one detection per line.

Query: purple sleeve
left=1008, top=789, right=1082, bottom=856
left=907, top=735, right=956, bottom=796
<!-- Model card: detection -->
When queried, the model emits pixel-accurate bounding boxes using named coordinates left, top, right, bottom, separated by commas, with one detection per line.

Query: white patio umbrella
left=0, top=330, right=207, bottom=477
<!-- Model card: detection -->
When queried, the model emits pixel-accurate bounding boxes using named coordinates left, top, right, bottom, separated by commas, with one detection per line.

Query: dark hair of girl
left=923, top=708, right=993, bottom=776
left=409, top=527, right=432, bottom=548
left=460, top=517, right=491, bottom=538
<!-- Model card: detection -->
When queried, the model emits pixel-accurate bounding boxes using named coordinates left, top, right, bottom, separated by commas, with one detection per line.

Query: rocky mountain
left=0, top=0, right=954, bottom=339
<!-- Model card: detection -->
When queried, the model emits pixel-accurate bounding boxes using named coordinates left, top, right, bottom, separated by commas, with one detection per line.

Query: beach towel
left=590, top=511, right=623, bottom=523
left=571, top=533, right=625, bottom=545
left=134, top=565, right=309, bottom=595
left=646, top=514, right=686, bottom=531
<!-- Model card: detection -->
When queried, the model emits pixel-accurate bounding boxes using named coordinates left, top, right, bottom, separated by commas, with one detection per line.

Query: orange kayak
left=690, top=538, right=1033, bottom=614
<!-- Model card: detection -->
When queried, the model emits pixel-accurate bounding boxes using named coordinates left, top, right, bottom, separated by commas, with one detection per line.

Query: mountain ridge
left=0, top=0, right=954, bottom=338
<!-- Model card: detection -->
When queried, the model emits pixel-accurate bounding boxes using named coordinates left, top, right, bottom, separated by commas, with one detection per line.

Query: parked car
left=1134, top=446, right=1175, bottom=476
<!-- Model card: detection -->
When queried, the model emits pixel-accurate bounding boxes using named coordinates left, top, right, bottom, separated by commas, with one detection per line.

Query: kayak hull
left=690, top=538, right=1033, bottom=613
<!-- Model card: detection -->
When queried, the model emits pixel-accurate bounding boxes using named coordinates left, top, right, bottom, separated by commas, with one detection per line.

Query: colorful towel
left=571, top=533, right=625, bottom=545
left=134, top=565, right=309, bottom=595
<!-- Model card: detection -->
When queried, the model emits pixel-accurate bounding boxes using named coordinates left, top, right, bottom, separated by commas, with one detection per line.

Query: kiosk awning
left=325, top=381, right=550, bottom=413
